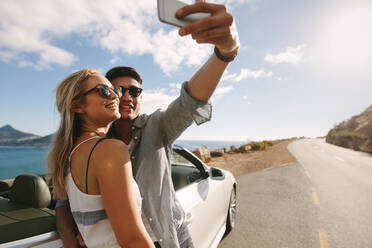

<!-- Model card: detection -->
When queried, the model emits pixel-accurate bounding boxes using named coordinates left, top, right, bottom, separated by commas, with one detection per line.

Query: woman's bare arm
left=55, top=205, right=84, bottom=248
left=93, top=139, right=154, bottom=248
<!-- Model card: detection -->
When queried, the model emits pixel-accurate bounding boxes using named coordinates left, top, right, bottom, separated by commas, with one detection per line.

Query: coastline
left=0, top=139, right=245, bottom=151
left=0, top=146, right=49, bottom=148
left=0, top=140, right=245, bottom=180
left=1, top=140, right=295, bottom=180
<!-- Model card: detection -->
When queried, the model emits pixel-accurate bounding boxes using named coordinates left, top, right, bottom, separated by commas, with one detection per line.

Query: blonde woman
left=48, top=68, right=154, bottom=248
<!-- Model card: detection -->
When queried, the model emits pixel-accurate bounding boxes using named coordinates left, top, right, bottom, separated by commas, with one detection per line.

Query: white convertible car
left=0, top=145, right=236, bottom=248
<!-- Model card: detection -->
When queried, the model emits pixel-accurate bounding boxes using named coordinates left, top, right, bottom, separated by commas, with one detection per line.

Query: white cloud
left=235, top=69, right=265, bottom=81
left=276, top=76, right=288, bottom=81
left=243, top=96, right=252, bottom=102
left=141, top=89, right=177, bottom=114
left=222, top=68, right=273, bottom=82
left=110, top=56, right=121, bottom=65
left=169, top=83, right=182, bottom=89
left=184, top=0, right=255, bottom=6
left=0, top=0, right=233, bottom=73
left=264, top=44, right=307, bottom=65
left=221, top=70, right=238, bottom=81
left=242, top=96, right=252, bottom=104
left=18, top=61, right=34, bottom=68
left=0, top=0, right=81, bottom=68
left=151, top=30, right=211, bottom=74
left=142, top=82, right=233, bottom=113
left=212, top=85, right=234, bottom=101
left=168, top=82, right=183, bottom=93
left=0, top=50, right=16, bottom=62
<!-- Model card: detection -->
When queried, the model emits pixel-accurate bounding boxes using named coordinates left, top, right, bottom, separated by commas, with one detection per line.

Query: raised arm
left=93, top=139, right=154, bottom=248
left=176, top=1, right=240, bottom=102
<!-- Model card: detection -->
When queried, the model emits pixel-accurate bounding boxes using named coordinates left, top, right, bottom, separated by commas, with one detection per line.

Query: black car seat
left=0, top=174, right=56, bottom=244
left=10, top=174, right=51, bottom=208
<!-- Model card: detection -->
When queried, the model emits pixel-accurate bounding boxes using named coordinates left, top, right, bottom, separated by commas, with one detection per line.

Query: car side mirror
left=210, top=167, right=225, bottom=180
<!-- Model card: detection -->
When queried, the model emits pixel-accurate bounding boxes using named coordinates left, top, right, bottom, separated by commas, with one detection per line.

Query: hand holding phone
left=158, top=0, right=211, bottom=27
left=158, top=0, right=240, bottom=57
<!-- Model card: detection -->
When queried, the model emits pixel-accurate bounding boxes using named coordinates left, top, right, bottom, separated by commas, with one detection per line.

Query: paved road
left=219, top=139, right=372, bottom=248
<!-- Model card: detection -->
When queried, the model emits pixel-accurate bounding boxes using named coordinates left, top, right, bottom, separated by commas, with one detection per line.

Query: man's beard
left=119, top=111, right=139, bottom=121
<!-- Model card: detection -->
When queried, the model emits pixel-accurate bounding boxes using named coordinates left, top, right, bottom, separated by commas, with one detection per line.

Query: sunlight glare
left=316, top=4, right=372, bottom=70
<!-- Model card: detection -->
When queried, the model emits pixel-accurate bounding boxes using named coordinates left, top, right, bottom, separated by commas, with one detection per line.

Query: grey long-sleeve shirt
left=109, top=82, right=211, bottom=248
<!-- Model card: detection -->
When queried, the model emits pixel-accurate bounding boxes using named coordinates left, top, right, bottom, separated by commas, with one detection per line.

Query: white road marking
left=305, top=170, right=312, bottom=179
left=334, top=156, right=345, bottom=162
left=262, top=163, right=293, bottom=172
left=318, top=229, right=330, bottom=248
left=299, top=162, right=307, bottom=171
left=312, top=188, right=320, bottom=206
left=279, top=163, right=292, bottom=167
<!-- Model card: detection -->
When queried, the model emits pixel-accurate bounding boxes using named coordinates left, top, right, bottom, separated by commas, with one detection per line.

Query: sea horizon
left=0, top=139, right=246, bottom=180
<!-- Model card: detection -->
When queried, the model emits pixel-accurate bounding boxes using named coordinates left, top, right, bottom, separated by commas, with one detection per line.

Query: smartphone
left=158, top=0, right=211, bottom=27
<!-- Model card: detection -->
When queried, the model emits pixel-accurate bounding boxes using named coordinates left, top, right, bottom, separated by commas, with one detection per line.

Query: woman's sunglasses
left=82, top=84, right=122, bottom=99
left=119, top=86, right=143, bottom=98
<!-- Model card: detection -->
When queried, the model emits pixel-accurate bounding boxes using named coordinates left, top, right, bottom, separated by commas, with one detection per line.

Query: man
left=56, top=1, right=239, bottom=248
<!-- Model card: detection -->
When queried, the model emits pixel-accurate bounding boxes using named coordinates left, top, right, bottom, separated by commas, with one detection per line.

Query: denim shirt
left=57, top=82, right=211, bottom=248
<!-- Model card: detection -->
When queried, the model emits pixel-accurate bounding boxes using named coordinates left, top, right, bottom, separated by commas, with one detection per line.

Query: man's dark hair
left=105, top=66, right=143, bottom=84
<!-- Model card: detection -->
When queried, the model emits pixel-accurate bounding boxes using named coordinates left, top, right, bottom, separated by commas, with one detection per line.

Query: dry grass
left=206, top=140, right=296, bottom=176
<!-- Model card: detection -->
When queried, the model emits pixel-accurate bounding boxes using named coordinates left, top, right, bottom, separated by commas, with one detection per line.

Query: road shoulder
left=207, top=140, right=297, bottom=176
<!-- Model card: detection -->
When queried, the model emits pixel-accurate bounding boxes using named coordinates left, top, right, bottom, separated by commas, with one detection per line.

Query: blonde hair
left=48, top=68, right=100, bottom=200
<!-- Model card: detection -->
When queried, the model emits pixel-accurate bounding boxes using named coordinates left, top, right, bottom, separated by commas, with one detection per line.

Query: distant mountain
left=326, top=105, right=372, bottom=154
left=0, top=124, right=40, bottom=142
left=0, top=124, right=53, bottom=147
left=9, top=134, right=53, bottom=147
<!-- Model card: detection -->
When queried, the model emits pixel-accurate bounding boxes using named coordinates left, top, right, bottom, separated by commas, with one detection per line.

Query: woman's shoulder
left=92, top=138, right=130, bottom=172
left=96, top=138, right=128, bottom=155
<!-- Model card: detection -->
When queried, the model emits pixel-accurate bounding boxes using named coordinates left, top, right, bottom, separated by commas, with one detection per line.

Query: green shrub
left=234, top=138, right=290, bottom=153
left=248, top=141, right=268, bottom=151
left=249, top=142, right=261, bottom=151
left=326, top=130, right=364, bottom=150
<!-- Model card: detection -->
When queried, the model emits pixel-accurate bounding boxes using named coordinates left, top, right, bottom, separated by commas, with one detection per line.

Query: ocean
left=0, top=140, right=245, bottom=180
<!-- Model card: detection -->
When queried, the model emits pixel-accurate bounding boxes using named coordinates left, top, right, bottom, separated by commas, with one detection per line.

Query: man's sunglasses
left=118, top=86, right=143, bottom=98
left=82, top=84, right=122, bottom=99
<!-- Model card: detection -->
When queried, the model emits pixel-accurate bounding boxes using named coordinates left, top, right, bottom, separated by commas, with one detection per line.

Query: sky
left=0, top=0, right=371, bottom=142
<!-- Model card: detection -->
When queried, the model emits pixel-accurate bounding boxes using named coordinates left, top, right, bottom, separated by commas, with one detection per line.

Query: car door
left=172, top=147, right=228, bottom=248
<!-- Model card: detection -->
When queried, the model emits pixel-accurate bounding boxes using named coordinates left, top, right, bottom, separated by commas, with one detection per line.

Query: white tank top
left=66, top=136, right=142, bottom=248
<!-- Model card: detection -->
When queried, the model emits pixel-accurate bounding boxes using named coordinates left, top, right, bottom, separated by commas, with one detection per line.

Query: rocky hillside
left=0, top=124, right=52, bottom=147
left=326, top=105, right=372, bottom=154
left=5, top=134, right=53, bottom=147
left=0, top=124, right=39, bottom=142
